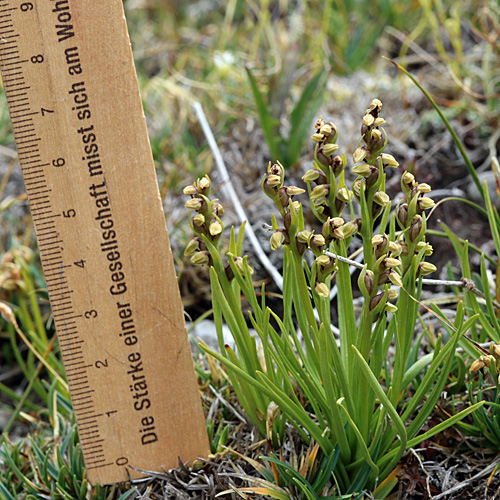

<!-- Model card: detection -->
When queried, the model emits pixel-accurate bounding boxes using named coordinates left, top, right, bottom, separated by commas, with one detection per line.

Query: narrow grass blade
left=245, top=67, right=281, bottom=161
left=288, top=69, right=327, bottom=166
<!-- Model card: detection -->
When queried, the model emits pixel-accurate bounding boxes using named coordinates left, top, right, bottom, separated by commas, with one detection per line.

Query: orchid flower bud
left=353, top=146, right=369, bottom=163
left=183, top=184, right=198, bottom=196
left=191, top=251, right=210, bottom=266
left=302, top=169, right=320, bottom=183
left=209, top=219, right=223, bottom=236
left=380, top=153, right=399, bottom=168
left=315, top=281, right=330, bottom=298
left=270, top=230, right=286, bottom=251
left=185, top=197, right=203, bottom=210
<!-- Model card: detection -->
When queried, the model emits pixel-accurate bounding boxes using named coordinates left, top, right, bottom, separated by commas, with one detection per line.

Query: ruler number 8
left=31, top=54, right=44, bottom=64
left=20, top=2, right=33, bottom=11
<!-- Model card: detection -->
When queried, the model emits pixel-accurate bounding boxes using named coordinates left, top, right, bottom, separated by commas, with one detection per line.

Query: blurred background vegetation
left=0, top=0, right=499, bottom=498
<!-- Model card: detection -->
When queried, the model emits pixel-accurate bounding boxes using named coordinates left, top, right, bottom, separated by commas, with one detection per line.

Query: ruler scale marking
left=0, top=0, right=208, bottom=484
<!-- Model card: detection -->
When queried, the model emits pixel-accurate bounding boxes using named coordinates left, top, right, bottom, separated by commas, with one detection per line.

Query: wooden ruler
left=0, top=0, right=209, bottom=485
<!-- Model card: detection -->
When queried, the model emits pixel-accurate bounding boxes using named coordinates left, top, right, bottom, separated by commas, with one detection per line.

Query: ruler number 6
left=20, top=2, right=33, bottom=11
left=53, top=158, right=65, bottom=168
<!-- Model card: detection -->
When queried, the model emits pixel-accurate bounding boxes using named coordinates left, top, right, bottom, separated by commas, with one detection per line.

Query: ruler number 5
left=62, top=208, right=76, bottom=218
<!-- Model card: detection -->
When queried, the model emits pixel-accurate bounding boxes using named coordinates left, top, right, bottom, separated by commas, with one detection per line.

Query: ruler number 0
left=20, top=2, right=33, bottom=11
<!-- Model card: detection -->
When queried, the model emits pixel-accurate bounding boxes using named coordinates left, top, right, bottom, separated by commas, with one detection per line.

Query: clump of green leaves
left=246, top=67, right=327, bottom=168
left=184, top=99, right=481, bottom=496
left=0, top=389, right=136, bottom=500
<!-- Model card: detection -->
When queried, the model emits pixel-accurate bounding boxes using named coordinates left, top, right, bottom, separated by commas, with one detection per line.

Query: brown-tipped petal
left=364, top=270, right=375, bottom=295
left=278, top=187, right=289, bottom=208
left=397, top=204, right=408, bottom=227
left=369, top=292, right=385, bottom=311
left=410, top=215, right=423, bottom=242
left=269, top=163, right=284, bottom=177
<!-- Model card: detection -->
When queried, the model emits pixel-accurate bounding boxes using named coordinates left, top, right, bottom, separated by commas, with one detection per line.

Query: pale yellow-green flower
left=185, top=198, right=203, bottom=210
left=270, top=231, right=285, bottom=251
left=315, top=282, right=330, bottom=298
